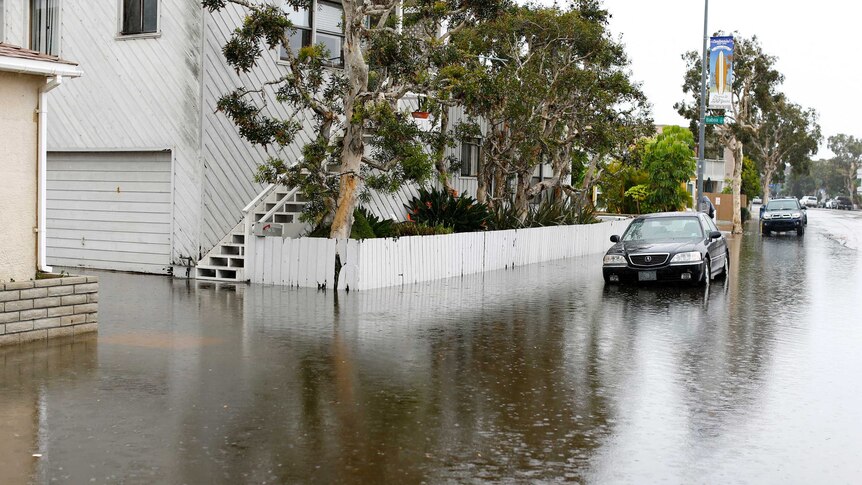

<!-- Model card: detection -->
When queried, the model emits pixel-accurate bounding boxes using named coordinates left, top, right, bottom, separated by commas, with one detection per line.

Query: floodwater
left=2, top=209, right=861, bottom=484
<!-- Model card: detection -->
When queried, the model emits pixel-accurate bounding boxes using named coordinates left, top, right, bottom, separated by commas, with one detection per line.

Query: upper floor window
left=460, top=139, right=481, bottom=177
left=30, top=0, right=59, bottom=55
left=121, top=0, right=158, bottom=36
left=280, top=0, right=344, bottom=67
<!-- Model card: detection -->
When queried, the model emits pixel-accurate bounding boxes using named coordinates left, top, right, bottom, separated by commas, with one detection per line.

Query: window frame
left=117, top=0, right=161, bottom=40
left=460, top=138, right=481, bottom=178
left=279, top=0, right=344, bottom=68
left=29, top=0, right=60, bottom=56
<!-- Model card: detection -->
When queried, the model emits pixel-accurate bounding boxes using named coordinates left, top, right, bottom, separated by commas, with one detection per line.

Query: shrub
left=393, top=222, right=454, bottom=236
left=356, top=206, right=396, bottom=238
left=405, top=187, right=490, bottom=233
left=307, top=207, right=396, bottom=239
left=350, top=208, right=376, bottom=239
left=741, top=206, right=750, bottom=222
left=488, top=201, right=524, bottom=231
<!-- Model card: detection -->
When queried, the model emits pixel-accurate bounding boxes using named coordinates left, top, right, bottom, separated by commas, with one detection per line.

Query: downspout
left=37, top=75, right=63, bottom=273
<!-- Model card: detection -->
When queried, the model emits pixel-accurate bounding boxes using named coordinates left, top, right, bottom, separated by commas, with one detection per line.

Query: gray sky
left=606, top=0, right=860, bottom=159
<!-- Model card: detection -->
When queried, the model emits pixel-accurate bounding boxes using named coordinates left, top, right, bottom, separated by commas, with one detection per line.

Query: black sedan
left=602, top=212, right=729, bottom=286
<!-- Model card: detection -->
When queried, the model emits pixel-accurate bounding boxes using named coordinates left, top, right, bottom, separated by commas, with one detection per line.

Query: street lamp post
left=696, top=0, right=709, bottom=211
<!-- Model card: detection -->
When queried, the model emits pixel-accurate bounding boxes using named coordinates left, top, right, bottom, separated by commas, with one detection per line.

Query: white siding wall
left=48, top=0, right=204, bottom=265
left=200, top=5, right=316, bottom=253
left=2, top=0, right=26, bottom=46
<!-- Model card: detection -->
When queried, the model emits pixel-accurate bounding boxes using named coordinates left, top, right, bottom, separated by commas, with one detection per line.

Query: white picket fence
left=248, top=219, right=631, bottom=290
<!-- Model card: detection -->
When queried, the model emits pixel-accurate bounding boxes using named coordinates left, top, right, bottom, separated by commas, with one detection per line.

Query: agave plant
left=525, top=198, right=598, bottom=227
left=488, top=201, right=525, bottom=230
left=405, top=187, right=491, bottom=233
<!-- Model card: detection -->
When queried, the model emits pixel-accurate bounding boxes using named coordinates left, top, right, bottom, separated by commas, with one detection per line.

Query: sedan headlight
left=670, top=251, right=703, bottom=263
left=603, top=254, right=627, bottom=265
left=792, top=212, right=801, bottom=218
left=762, top=213, right=772, bottom=219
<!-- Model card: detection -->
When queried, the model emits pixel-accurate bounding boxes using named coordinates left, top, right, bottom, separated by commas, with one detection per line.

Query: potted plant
left=411, top=97, right=430, bottom=119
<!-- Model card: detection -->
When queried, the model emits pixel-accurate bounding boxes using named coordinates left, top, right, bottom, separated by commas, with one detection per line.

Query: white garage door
left=47, top=151, right=172, bottom=274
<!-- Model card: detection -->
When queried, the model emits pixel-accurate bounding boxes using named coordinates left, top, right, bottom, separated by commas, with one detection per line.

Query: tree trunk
left=581, top=154, right=600, bottom=192
left=761, top=167, right=774, bottom=207
left=329, top=3, right=368, bottom=240
left=514, top=169, right=532, bottom=222
left=434, top=109, right=454, bottom=193
left=476, top=146, right=488, bottom=204
left=551, top=147, right=569, bottom=203
left=330, top=125, right=364, bottom=239
left=731, top=141, right=744, bottom=234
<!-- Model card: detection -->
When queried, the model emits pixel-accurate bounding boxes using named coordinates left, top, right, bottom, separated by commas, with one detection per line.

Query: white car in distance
left=799, top=195, right=818, bottom=208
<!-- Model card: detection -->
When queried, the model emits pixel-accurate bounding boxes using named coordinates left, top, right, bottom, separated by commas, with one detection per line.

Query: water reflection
left=2, top=217, right=862, bottom=483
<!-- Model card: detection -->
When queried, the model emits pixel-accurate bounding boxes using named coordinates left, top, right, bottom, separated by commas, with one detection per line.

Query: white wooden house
left=1, top=0, right=551, bottom=281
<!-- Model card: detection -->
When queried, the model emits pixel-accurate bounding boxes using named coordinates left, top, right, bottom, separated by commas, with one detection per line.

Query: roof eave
left=0, top=56, right=83, bottom=78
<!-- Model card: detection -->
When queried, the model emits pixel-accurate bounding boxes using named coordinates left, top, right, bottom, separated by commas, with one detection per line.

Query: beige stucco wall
left=0, top=71, right=42, bottom=283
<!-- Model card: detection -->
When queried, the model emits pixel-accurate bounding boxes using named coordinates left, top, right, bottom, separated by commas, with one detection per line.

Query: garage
left=46, top=151, right=173, bottom=274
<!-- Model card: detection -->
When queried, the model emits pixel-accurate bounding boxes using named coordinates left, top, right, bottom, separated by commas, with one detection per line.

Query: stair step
left=256, top=210, right=301, bottom=217
left=196, top=274, right=245, bottom=283
left=196, top=265, right=244, bottom=282
left=197, top=264, right=239, bottom=270
left=211, top=254, right=245, bottom=260
left=207, top=256, right=245, bottom=268
left=219, top=245, right=243, bottom=256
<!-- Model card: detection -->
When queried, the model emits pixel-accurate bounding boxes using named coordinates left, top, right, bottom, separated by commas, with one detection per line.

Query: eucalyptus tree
left=747, top=97, right=820, bottom=205
left=449, top=0, right=650, bottom=219
left=202, top=0, right=505, bottom=240
left=678, top=35, right=784, bottom=233
left=827, top=134, right=862, bottom=204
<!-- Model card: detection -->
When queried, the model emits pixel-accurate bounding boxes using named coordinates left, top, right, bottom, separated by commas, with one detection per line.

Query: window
left=280, top=0, right=344, bottom=67
left=30, top=0, right=59, bottom=55
left=460, top=139, right=481, bottom=177
left=121, top=0, right=158, bottom=36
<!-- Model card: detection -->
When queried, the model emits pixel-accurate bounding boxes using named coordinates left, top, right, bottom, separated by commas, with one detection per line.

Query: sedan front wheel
left=698, top=260, right=711, bottom=287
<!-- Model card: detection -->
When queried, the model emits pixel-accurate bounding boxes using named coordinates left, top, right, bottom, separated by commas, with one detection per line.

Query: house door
left=46, top=151, right=173, bottom=274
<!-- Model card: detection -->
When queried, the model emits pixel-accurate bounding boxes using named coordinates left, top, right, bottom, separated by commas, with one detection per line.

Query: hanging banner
left=708, top=36, right=734, bottom=110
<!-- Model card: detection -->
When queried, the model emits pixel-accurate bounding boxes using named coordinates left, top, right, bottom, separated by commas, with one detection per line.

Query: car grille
left=628, top=253, right=670, bottom=267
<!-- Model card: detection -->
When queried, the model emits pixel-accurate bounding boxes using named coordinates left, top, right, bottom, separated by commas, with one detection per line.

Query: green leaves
left=640, top=126, right=696, bottom=212
left=405, top=187, right=491, bottom=233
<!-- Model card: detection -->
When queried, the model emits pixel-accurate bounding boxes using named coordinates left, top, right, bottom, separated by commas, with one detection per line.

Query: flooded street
left=2, top=210, right=861, bottom=484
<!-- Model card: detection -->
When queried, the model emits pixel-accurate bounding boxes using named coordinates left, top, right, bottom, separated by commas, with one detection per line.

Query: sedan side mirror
left=610, top=235, right=620, bottom=243
left=709, top=230, right=722, bottom=239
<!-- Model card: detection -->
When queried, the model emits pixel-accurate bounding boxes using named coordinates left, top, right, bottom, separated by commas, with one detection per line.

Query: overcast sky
left=605, top=0, right=859, bottom=159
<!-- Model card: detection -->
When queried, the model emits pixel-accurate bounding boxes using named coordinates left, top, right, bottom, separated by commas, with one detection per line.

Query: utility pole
left=697, top=0, right=709, bottom=211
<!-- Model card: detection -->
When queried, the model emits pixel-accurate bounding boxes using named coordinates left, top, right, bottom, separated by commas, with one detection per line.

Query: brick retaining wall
left=0, top=276, right=98, bottom=346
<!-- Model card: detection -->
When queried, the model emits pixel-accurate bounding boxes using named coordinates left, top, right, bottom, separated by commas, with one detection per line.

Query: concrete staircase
left=195, top=223, right=247, bottom=282
left=196, top=185, right=307, bottom=282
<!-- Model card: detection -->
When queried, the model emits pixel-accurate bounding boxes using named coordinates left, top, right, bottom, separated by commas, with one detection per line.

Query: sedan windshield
left=622, top=217, right=703, bottom=242
left=766, top=200, right=799, bottom=211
